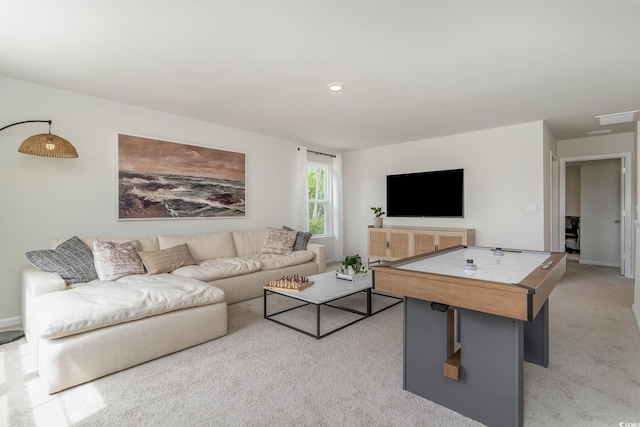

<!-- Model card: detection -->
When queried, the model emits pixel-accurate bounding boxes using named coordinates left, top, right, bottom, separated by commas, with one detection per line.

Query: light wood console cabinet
left=367, top=225, right=475, bottom=264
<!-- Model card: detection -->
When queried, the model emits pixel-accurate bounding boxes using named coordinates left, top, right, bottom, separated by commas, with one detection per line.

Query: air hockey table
left=372, top=246, right=566, bottom=427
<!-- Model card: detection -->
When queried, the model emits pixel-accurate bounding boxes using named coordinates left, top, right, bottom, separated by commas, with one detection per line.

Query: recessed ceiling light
left=595, top=110, right=639, bottom=125
left=587, top=129, right=613, bottom=136
left=328, top=83, right=344, bottom=92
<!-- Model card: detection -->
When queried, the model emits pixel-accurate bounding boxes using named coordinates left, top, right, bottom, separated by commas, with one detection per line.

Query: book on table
left=336, top=272, right=369, bottom=281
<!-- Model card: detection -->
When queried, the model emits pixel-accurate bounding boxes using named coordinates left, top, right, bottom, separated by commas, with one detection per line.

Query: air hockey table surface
left=373, top=246, right=566, bottom=321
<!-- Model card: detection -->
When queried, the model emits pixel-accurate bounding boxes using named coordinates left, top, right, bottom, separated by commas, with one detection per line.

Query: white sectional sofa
left=21, top=227, right=326, bottom=394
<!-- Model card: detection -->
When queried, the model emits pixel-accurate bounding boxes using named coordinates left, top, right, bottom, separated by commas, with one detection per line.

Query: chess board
left=264, top=275, right=314, bottom=292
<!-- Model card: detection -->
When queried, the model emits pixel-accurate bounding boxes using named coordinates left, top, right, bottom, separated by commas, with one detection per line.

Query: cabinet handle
left=386, top=241, right=390, bottom=249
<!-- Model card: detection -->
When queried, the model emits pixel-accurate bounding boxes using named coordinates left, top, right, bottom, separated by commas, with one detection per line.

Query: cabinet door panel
left=369, top=230, right=388, bottom=258
left=438, top=233, right=465, bottom=250
left=414, top=232, right=437, bottom=255
left=389, top=232, right=410, bottom=259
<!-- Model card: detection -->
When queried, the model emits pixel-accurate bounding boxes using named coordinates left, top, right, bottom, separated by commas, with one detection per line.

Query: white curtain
left=296, top=146, right=309, bottom=232
left=332, top=153, right=344, bottom=260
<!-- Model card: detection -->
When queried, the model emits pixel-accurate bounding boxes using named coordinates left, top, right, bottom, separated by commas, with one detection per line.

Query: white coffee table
left=263, top=271, right=401, bottom=339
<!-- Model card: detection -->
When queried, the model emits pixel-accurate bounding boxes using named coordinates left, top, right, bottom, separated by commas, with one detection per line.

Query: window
left=307, top=162, right=332, bottom=236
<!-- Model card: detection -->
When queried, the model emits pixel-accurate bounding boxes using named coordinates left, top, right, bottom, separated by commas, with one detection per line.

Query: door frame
left=559, top=152, right=633, bottom=278
left=550, top=152, right=559, bottom=253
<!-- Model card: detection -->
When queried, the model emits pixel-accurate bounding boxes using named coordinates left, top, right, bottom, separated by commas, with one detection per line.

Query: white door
left=580, top=159, right=621, bottom=268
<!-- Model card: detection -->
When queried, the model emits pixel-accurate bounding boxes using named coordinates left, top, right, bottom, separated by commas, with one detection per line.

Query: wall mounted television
left=386, top=168, right=464, bottom=217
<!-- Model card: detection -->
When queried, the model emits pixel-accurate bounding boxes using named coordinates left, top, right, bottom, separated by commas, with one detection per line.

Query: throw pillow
left=283, top=226, right=312, bottom=251
left=25, top=236, right=98, bottom=285
left=138, top=243, right=197, bottom=275
left=260, top=227, right=297, bottom=255
left=93, top=239, right=145, bottom=281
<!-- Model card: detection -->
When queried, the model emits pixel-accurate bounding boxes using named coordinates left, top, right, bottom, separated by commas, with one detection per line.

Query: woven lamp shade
left=18, top=133, right=78, bottom=158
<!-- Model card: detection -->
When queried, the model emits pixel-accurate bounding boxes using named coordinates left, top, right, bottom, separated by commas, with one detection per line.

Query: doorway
left=559, top=152, right=633, bottom=278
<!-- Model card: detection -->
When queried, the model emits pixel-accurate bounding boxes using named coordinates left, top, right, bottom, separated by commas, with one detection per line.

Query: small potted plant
left=338, top=254, right=363, bottom=276
left=371, top=206, right=385, bottom=228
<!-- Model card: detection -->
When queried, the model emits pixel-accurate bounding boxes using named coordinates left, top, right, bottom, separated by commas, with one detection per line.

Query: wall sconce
left=0, top=120, right=78, bottom=158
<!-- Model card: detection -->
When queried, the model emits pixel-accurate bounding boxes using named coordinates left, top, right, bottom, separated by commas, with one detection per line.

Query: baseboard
left=579, top=260, right=621, bottom=268
left=0, top=316, right=22, bottom=329
left=633, top=304, right=640, bottom=333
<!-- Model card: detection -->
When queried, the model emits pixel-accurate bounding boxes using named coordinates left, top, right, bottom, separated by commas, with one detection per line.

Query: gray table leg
left=404, top=297, right=524, bottom=427
left=263, top=289, right=267, bottom=318
left=317, top=304, right=321, bottom=338
left=524, top=300, right=549, bottom=367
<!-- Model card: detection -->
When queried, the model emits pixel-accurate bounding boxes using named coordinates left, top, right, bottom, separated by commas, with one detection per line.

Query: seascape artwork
left=118, top=134, right=246, bottom=219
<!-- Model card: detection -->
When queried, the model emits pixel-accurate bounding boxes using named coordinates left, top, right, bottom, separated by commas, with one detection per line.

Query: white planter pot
left=373, top=217, right=383, bottom=228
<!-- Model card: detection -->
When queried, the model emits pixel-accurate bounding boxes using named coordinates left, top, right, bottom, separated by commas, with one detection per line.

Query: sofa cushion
left=158, top=231, right=237, bottom=261
left=30, top=274, right=225, bottom=340
left=246, top=251, right=314, bottom=271
left=138, top=243, right=197, bottom=275
left=171, top=257, right=262, bottom=282
left=93, top=240, right=145, bottom=281
left=25, top=236, right=99, bottom=285
left=232, top=229, right=267, bottom=257
left=283, top=226, right=312, bottom=251
left=260, top=227, right=297, bottom=255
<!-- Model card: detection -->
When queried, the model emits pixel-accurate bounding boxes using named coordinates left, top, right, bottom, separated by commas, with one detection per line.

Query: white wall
left=342, top=121, right=547, bottom=258
left=0, top=77, right=305, bottom=324
left=558, top=133, right=636, bottom=159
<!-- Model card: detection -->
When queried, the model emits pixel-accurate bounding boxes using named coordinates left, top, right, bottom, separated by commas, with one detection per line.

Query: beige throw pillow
left=138, top=243, right=197, bottom=275
left=93, top=239, right=145, bottom=281
left=260, top=227, right=297, bottom=255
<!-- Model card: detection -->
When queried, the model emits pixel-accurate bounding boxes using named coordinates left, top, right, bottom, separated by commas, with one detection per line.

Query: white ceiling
left=1, top=1, right=639, bottom=151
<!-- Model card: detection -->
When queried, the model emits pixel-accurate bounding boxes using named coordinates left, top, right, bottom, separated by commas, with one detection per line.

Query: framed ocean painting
left=117, top=133, right=246, bottom=219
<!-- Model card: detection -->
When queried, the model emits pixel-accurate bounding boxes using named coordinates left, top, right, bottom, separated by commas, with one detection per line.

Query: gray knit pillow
left=283, top=226, right=312, bottom=251
left=25, top=236, right=98, bottom=285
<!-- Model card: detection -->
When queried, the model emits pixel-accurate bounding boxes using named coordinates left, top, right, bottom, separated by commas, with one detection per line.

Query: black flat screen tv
left=386, top=168, right=464, bottom=217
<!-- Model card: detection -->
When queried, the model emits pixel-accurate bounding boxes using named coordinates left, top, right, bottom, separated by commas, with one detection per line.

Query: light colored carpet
left=1, top=260, right=638, bottom=426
